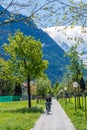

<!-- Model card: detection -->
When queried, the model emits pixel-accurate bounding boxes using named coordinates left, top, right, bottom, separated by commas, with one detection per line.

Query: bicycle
left=46, top=102, right=51, bottom=114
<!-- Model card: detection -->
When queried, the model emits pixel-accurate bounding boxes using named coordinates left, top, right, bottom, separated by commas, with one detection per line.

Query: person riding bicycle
left=46, top=94, right=52, bottom=112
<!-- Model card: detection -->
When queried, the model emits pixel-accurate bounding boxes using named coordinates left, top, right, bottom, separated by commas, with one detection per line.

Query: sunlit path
left=32, top=99, right=76, bottom=130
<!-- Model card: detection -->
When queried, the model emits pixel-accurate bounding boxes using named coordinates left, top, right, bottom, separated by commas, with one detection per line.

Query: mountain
left=0, top=6, right=69, bottom=84
left=43, top=26, right=87, bottom=65
left=59, top=41, right=70, bottom=51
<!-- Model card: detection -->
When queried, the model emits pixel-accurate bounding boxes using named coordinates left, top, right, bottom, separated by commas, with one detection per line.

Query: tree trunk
left=76, top=68, right=80, bottom=108
left=27, top=76, right=31, bottom=108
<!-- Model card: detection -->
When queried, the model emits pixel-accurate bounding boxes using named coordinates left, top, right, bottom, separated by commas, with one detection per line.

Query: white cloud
left=43, top=26, right=87, bottom=47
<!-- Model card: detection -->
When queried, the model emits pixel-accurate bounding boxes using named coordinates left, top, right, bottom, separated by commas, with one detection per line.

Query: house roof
left=22, top=81, right=34, bottom=88
left=22, top=83, right=28, bottom=87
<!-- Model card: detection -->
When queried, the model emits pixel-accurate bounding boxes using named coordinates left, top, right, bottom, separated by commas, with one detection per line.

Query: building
left=21, top=81, right=36, bottom=100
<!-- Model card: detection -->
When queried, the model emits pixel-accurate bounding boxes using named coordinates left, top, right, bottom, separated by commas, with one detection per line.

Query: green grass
left=0, top=100, right=45, bottom=130
left=59, top=97, right=87, bottom=130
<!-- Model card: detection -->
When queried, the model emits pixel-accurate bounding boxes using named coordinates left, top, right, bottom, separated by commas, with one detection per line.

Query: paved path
left=32, top=99, right=76, bottom=130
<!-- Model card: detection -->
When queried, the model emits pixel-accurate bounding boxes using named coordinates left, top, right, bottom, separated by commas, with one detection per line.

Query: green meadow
left=59, top=97, right=87, bottom=130
left=0, top=100, right=45, bottom=130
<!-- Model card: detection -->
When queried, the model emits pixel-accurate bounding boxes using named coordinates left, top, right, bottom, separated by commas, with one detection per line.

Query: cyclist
left=46, top=94, right=52, bottom=113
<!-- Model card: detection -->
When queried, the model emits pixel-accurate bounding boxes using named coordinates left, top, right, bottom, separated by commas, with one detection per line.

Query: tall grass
left=59, top=96, right=87, bottom=130
left=0, top=100, right=45, bottom=130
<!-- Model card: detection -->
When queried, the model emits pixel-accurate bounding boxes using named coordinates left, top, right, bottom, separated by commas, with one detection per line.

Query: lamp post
left=73, top=82, right=78, bottom=111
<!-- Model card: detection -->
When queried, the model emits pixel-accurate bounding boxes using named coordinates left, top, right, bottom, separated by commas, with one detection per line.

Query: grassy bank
left=59, top=97, right=87, bottom=130
left=0, top=100, right=45, bottom=130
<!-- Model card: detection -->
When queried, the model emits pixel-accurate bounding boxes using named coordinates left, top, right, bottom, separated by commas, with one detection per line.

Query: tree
left=79, top=77, right=86, bottom=91
left=53, top=80, right=59, bottom=95
left=36, top=77, right=52, bottom=98
left=3, top=30, right=48, bottom=107
left=65, top=44, right=86, bottom=107
left=0, top=55, right=25, bottom=95
left=13, top=82, right=22, bottom=96
left=0, top=58, right=15, bottom=95
left=65, top=44, right=84, bottom=83
left=30, top=82, right=37, bottom=97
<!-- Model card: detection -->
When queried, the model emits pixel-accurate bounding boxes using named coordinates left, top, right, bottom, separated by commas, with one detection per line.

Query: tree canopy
left=65, top=44, right=86, bottom=92
left=36, top=77, right=52, bottom=98
left=65, top=44, right=84, bottom=82
left=3, top=30, right=48, bottom=107
left=4, top=30, right=48, bottom=80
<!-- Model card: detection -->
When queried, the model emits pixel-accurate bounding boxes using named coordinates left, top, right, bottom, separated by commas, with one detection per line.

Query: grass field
left=0, top=100, right=45, bottom=130
left=59, top=97, right=87, bottom=130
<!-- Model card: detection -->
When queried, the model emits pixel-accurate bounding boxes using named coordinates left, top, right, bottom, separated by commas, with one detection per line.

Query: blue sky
left=0, top=0, right=87, bottom=28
